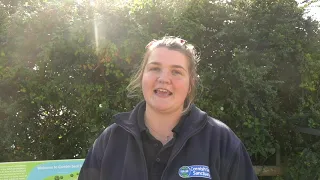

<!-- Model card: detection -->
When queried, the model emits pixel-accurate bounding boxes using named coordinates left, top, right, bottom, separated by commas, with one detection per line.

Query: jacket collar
left=114, top=101, right=208, bottom=140
left=137, top=102, right=189, bottom=136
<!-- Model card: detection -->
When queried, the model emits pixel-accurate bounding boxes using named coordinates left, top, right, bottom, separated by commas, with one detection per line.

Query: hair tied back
left=145, top=39, right=157, bottom=49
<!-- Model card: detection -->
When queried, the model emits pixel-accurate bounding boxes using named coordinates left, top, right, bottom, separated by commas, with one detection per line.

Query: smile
left=154, top=88, right=173, bottom=96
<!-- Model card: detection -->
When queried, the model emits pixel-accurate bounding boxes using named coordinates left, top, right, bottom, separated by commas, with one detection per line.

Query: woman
left=79, top=36, right=258, bottom=180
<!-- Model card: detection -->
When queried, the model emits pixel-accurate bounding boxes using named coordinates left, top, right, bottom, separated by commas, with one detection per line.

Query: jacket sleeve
left=225, top=143, right=258, bottom=180
left=78, top=126, right=113, bottom=180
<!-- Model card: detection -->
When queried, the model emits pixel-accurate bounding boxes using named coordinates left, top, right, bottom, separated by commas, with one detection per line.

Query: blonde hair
left=127, top=36, right=200, bottom=113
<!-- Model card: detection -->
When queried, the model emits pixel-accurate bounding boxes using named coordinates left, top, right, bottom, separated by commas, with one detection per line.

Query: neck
left=144, top=106, right=182, bottom=144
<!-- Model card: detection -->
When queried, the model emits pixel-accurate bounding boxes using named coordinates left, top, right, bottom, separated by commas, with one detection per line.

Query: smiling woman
left=79, top=36, right=258, bottom=180
left=127, top=37, right=199, bottom=113
left=142, top=48, right=190, bottom=114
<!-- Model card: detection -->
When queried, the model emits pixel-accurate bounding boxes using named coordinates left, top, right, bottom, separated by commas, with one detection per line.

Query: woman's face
left=142, top=47, right=190, bottom=114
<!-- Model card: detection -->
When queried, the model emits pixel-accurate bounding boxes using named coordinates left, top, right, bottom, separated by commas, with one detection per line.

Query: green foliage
left=285, top=143, right=320, bottom=179
left=0, top=0, right=319, bottom=178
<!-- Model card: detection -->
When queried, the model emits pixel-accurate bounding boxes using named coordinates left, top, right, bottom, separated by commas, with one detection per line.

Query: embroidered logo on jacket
left=178, top=165, right=211, bottom=179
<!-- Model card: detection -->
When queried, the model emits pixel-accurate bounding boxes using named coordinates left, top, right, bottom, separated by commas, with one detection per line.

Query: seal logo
left=178, top=166, right=191, bottom=178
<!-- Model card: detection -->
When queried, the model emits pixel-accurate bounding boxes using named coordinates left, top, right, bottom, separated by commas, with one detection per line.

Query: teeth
left=158, top=89, right=168, bottom=93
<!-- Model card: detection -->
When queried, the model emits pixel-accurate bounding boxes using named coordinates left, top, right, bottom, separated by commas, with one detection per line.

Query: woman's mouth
left=154, top=88, right=173, bottom=97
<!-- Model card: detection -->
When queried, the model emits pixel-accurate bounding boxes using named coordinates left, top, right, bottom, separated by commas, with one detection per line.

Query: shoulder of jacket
left=93, top=123, right=120, bottom=147
left=99, top=123, right=121, bottom=138
left=102, top=122, right=118, bottom=131
left=206, top=116, right=232, bottom=131
left=205, top=116, right=242, bottom=148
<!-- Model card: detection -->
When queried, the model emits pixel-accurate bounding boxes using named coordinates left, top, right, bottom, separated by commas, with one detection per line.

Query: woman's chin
left=147, top=101, right=182, bottom=114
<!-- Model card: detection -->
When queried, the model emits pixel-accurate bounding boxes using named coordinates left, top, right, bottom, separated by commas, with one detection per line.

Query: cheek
left=141, top=74, right=154, bottom=92
left=173, top=79, right=190, bottom=94
left=141, top=77, right=147, bottom=92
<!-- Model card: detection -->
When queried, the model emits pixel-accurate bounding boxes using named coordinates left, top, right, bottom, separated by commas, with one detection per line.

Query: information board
left=0, top=159, right=84, bottom=180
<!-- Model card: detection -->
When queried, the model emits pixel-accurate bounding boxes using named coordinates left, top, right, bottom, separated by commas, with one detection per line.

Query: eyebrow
left=147, top=62, right=188, bottom=72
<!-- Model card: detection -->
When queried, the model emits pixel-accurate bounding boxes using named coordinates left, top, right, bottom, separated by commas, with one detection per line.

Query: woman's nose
left=157, top=70, right=171, bottom=84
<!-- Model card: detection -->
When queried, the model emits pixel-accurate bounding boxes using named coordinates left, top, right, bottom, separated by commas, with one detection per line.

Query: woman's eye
left=172, top=70, right=182, bottom=75
left=150, top=67, right=160, bottom=71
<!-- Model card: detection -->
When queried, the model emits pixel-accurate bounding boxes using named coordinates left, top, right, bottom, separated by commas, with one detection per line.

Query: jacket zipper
left=160, top=120, right=208, bottom=180
left=117, top=124, right=149, bottom=180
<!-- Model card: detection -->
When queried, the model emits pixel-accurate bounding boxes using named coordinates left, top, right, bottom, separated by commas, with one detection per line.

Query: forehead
left=147, top=47, right=189, bottom=68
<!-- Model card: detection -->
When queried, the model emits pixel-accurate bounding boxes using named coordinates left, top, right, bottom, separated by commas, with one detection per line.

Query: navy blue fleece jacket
left=79, top=102, right=258, bottom=180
